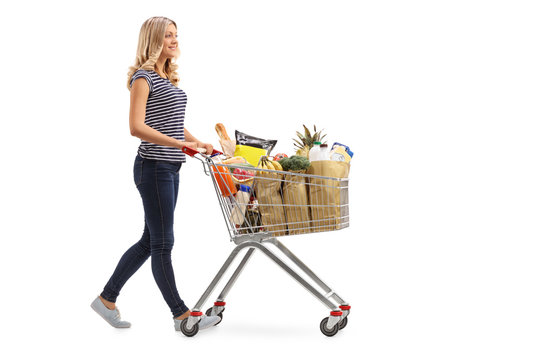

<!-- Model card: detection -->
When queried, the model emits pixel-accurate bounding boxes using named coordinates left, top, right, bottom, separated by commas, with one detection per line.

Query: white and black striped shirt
left=130, top=69, right=187, bottom=162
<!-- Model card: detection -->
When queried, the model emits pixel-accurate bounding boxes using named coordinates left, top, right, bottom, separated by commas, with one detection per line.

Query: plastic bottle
left=319, top=143, right=330, bottom=160
left=309, top=141, right=322, bottom=161
left=230, top=184, right=251, bottom=226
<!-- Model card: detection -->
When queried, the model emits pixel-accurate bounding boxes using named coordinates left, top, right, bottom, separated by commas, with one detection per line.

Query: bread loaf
left=215, top=123, right=231, bottom=141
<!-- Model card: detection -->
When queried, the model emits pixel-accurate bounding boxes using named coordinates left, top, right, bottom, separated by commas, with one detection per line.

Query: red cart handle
left=182, top=146, right=223, bottom=157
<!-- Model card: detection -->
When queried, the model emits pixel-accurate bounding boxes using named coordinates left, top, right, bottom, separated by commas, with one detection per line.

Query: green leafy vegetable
left=278, top=156, right=311, bottom=171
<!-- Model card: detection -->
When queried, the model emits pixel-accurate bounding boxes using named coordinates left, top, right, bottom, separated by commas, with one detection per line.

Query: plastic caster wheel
left=180, top=318, right=199, bottom=337
left=320, top=317, right=339, bottom=337
left=338, top=316, right=348, bottom=330
left=205, top=308, right=224, bottom=325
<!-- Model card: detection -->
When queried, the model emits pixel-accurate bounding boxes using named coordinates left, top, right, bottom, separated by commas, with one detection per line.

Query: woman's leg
left=138, top=160, right=189, bottom=319
left=100, top=223, right=151, bottom=303
left=99, top=155, right=153, bottom=304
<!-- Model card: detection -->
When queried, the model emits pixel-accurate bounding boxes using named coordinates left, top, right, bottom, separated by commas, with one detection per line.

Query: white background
left=1, top=0, right=539, bottom=359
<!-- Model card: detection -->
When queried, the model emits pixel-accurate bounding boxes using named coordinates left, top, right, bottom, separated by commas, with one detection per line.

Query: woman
left=91, top=16, right=220, bottom=331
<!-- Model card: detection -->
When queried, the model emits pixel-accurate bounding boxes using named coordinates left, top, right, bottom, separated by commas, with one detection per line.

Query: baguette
left=215, top=123, right=231, bottom=141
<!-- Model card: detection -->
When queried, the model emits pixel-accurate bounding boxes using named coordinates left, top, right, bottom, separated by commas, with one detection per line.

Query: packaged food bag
left=307, top=161, right=350, bottom=232
left=234, top=145, right=267, bottom=167
left=234, top=130, right=277, bottom=166
left=282, top=171, right=311, bottom=235
left=235, top=130, right=277, bottom=153
left=254, top=170, right=287, bottom=236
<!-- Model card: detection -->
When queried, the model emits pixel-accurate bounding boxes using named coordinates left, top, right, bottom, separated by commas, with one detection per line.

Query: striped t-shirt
left=129, top=69, right=187, bottom=162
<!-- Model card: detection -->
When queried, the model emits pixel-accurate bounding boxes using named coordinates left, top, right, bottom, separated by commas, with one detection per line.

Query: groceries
left=278, top=155, right=310, bottom=171
left=308, top=142, right=331, bottom=161
left=232, top=167, right=254, bottom=181
left=272, top=153, right=288, bottom=161
left=279, top=155, right=311, bottom=235
left=307, top=160, right=350, bottom=231
left=225, top=158, right=255, bottom=185
left=215, top=123, right=231, bottom=141
left=230, top=184, right=251, bottom=226
left=294, top=125, right=327, bottom=157
left=234, top=130, right=278, bottom=167
left=211, top=163, right=238, bottom=197
left=258, top=155, right=283, bottom=172
left=235, top=130, right=277, bottom=152
left=329, top=142, right=353, bottom=163
left=234, top=145, right=266, bottom=167
left=222, top=156, right=246, bottom=165
left=319, top=144, right=330, bottom=160
left=239, top=203, right=263, bottom=234
left=308, top=141, right=321, bottom=161
left=282, top=170, right=310, bottom=235
left=215, top=123, right=236, bottom=158
left=212, top=123, right=352, bottom=236
left=254, top=155, right=287, bottom=236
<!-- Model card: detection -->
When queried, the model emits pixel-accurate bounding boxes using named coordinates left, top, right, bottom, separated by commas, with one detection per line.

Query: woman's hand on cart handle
left=198, top=142, right=214, bottom=156
left=182, top=145, right=223, bottom=157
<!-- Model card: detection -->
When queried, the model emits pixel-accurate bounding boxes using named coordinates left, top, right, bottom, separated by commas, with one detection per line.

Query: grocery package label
left=234, top=145, right=267, bottom=167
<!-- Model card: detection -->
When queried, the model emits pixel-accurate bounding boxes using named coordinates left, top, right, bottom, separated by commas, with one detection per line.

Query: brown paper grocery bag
left=282, top=171, right=311, bottom=235
left=254, top=171, right=288, bottom=236
left=307, top=161, right=350, bottom=232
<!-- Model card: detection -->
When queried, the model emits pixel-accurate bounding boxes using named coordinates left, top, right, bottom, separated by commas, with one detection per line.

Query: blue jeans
left=101, top=155, right=189, bottom=318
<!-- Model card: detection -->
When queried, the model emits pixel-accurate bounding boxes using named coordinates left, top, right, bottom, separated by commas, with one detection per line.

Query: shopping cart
left=179, top=146, right=351, bottom=337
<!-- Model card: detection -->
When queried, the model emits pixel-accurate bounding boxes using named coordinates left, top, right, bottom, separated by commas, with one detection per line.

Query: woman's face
left=161, top=23, right=179, bottom=59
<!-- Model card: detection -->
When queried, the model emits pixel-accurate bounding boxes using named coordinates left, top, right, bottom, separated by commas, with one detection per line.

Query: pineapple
left=293, top=124, right=327, bottom=157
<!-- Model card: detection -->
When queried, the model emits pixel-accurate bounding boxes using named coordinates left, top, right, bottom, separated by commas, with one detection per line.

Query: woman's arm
left=129, top=78, right=197, bottom=149
left=184, top=128, right=214, bottom=154
left=183, top=128, right=200, bottom=143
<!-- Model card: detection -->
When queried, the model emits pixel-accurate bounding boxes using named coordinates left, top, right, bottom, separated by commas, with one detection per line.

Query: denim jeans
left=101, top=155, right=189, bottom=318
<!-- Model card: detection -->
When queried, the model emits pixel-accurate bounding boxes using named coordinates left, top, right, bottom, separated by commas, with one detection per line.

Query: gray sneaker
left=91, top=297, right=131, bottom=328
left=174, top=315, right=221, bottom=331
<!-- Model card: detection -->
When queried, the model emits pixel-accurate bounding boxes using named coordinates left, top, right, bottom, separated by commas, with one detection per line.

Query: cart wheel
left=180, top=318, right=199, bottom=337
left=338, top=316, right=348, bottom=330
left=205, top=307, right=225, bottom=316
left=320, top=317, right=339, bottom=337
left=205, top=308, right=224, bottom=325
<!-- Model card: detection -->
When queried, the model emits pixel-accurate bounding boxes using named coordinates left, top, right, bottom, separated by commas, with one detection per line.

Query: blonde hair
left=127, top=16, right=180, bottom=89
